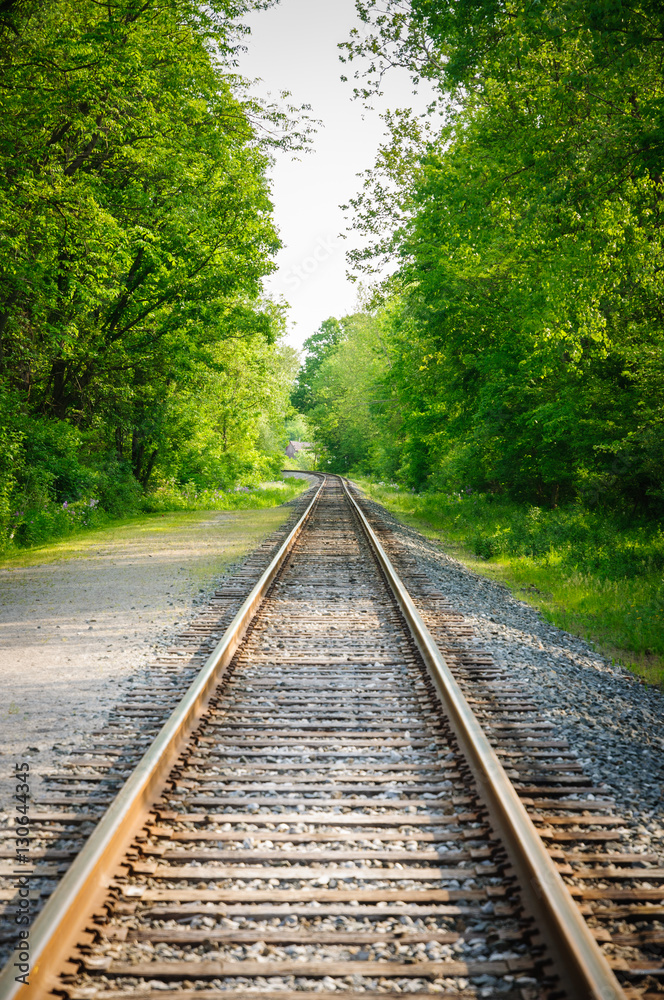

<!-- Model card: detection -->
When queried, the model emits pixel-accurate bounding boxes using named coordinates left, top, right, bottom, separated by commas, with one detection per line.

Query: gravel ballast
left=2, top=481, right=662, bottom=867
left=355, top=491, right=664, bottom=860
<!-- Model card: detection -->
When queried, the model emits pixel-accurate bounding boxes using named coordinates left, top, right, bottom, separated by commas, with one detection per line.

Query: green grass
left=138, top=479, right=308, bottom=513
left=356, top=480, right=664, bottom=688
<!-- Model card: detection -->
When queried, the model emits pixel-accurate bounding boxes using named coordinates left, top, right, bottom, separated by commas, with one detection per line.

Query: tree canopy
left=0, top=0, right=312, bottom=543
left=297, top=0, right=663, bottom=513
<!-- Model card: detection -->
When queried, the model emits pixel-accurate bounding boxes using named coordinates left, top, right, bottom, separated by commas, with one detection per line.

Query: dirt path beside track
left=0, top=506, right=292, bottom=812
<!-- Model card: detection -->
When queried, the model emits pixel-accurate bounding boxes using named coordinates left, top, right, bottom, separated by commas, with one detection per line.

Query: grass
left=0, top=480, right=307, bottom=571
left=356, top=480, right=664, bottom=688
left=138, top=479, right=308, bottom=514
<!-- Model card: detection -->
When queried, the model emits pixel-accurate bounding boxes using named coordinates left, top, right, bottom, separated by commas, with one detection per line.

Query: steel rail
left=0, top=475, right=326, bottom=1000
left=341, top=477, right=626, bottom=1000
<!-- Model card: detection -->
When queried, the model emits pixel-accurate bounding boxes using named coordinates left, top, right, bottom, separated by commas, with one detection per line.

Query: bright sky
left=239, top=0, right=422, bottom=351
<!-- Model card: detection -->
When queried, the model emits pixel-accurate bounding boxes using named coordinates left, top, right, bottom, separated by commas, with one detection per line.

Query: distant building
left=285, top=440, right=313, bottom=459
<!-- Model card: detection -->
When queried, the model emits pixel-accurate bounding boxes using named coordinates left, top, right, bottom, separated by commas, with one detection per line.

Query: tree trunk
left=131, top=427, right=158, bottom=488
left=131, top=428, right=143, bottom=477
left=141, top=448, right=158, bottom=489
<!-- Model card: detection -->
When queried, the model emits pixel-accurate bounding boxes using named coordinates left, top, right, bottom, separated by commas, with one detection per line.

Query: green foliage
left=4, top=477, right=305, bottom=551
left=284, top=414, right=311, bottom=444
left=9, top=496, right=109, bottom=548
left=334, top=0, right=664, bottom=511
left=286, top=1, right=664, bottom=672
left=0, top=0, right=311, bottom=550
left=139, top=479, right=306, bottom=513
left=281, top=415, right=315, bottom=470
left=290, top=319, right=343, bottom=412
left=292, top=311, right=396, bottom=474
left=0, top=0, right=285, bottom=424
left=5, top=471, right=305, bottom=549
left=0, top=388, right=25, bottom=537
left=149, top=328, right=299, bottom=488
left=3, top=409, right=142, bottom=545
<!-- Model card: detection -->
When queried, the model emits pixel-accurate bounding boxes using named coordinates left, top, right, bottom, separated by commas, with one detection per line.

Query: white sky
left=238, top=0, right=423, bottom=351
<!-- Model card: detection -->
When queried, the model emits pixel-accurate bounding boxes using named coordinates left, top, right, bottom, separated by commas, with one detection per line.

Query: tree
left=0, top=0, right=313, bottom=517
left=334, top=0, right=664, bottom=508
left=290, top=318, right=343, bottom=412
left=293, top=310, right=396, bottom=474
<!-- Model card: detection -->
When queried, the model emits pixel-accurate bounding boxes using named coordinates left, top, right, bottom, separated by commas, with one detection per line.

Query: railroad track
left=1, top=475, right=662, bottom=999
left=0, top=486, right=318, bottom=944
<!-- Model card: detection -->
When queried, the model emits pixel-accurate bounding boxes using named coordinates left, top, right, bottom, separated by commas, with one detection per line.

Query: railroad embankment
left=0, top=504, right=296, bottom=811
left=3, top=475, right=661, bottom=996
left=356, top=481, right=664, bottom=688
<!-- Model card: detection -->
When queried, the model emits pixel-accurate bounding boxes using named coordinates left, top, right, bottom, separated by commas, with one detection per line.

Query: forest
left=0, top=0, right=311, bottom=547
left=296, top=0, right=663, bottom=512
left=290, top=0, right=664, bottom=673
left=1, top=1, right=662, bottom=667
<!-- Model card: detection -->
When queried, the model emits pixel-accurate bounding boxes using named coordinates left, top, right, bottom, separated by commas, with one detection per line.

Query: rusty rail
left=0, top=476, right=326, bottom=1000
left=341, top=476, right=626, bottom=1000
left=0, top=473, right=629, bottom=999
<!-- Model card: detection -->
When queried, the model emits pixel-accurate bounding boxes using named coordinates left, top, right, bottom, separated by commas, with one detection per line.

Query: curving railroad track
left=0, top=475, right=662, bottom=999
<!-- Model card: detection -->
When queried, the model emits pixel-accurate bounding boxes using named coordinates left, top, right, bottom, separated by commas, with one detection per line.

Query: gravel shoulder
left=0, top=505, right=292, bottom=811
left=355, top=488, right=664, bottom=857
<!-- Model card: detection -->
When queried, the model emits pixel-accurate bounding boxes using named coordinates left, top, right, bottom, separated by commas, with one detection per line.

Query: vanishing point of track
left=1, top=476, right=662, bottom=999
